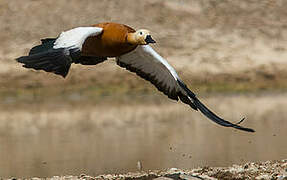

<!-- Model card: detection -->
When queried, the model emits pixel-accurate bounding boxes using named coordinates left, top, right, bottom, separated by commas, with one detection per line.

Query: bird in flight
left=16, top=22, right=254, bottom=132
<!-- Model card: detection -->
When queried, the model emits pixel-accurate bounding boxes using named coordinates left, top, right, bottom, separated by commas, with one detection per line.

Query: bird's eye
left=139, top=32, right=143, bottom=35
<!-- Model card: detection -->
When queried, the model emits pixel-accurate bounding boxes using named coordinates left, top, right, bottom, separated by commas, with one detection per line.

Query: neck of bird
left=127, top=33, right=137, bottom=45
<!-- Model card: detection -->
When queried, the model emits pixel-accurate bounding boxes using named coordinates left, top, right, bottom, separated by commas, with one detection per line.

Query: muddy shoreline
left=5, top=160, right=287, bottom=179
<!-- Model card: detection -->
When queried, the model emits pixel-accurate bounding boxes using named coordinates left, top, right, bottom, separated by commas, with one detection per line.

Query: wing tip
left=234, top=117, right=255, bottom=132
left=176, top=79, right=255, bottom=133
left=243, top=128, right=255, bottom=133
left=232, top=122, right=255, bottom=132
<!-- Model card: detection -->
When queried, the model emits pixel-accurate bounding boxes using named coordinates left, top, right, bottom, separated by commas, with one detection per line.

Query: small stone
left=179, top=174, right=207, bottom=180
left=277, top=175, right=287, bottom=180
left=154, top=177, right=173, bottom=180
left=79, top=174, right=87, bottom=178
left=202, top=175, right=218, bottom=180
left=229, top=165, right=244, bottom=173
left=104, top=174, right=114, bottom=179
left=169, top=168, right=179, bottom=172
left=51, top=176, right=60, bottom=180
left=255, top=174, right=272, bottom=180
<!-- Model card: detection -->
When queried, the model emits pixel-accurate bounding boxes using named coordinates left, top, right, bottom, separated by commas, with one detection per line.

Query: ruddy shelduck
left=17, top=22, right=254, bottom=132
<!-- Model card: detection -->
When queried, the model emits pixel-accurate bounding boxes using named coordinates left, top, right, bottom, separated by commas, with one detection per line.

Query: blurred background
left=0, top=0, right=286, bottom=178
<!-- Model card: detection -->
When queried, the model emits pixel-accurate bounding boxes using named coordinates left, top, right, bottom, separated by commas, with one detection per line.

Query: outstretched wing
left=17, top=27, right=103, bottom=77
left=117, top=45, right=183, bottom=101
left=117, top=45, right=255, bottom=132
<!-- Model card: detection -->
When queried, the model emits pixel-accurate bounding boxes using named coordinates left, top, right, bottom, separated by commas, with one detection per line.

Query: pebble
left=229, top=165, right=245, bottom=173
left=255, top=174, right=272, bottom=180
left=179, top=174, right=203, bottom=180
left=154, top=177, right=173, bottom=180
left=169, top=168, right=179, bottom=171
left=277, top=175, right=287, bottom=180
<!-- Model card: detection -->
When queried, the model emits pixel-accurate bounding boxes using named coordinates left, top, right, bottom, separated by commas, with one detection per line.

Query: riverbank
left=6, top=159, right=286, bottom=179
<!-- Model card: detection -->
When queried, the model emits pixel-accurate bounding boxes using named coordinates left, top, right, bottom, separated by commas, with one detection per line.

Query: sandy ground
left=1, top=0, right=287, bottom=85
left=81, top=159, right=287, bottom=180
left=8, top=160, right=287, bottom=179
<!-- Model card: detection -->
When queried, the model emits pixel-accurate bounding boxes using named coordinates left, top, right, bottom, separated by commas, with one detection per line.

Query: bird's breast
left=82, top=23, right=137, bottom=57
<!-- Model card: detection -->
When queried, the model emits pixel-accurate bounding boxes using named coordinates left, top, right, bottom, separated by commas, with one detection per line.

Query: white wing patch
left=141, top=45, right=180, bottom=80
left=53, top=27, right=103, bottom=50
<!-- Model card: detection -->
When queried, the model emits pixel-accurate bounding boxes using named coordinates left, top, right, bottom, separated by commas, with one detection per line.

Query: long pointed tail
left=177, top=80, right=255, bottom=132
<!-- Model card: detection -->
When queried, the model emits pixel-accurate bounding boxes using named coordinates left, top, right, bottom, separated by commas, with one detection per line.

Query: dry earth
left=0, top=0, right=287, bottom=92
left=75, top=160, right=287, bottom=180
left=7, top=160, right=287, bottom=179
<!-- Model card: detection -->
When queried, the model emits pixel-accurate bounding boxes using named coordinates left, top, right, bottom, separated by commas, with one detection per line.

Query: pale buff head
left=127, top=29, right=156, bottom=45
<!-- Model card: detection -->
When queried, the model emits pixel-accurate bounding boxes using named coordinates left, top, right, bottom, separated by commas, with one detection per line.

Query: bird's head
left=127, top=29, right=156, bottom=45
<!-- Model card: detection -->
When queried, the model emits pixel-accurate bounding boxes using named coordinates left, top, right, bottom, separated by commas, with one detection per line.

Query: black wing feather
left=177, top=80, right=255, bottom=132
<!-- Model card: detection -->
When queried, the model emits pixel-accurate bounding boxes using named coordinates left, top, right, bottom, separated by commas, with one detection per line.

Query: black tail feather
left=17, top=48, right=72, bottom=78
left=29, top=38, right=56, bottom=55
left=16, top=38, right=82, bottom=78
left=18, top=38, right=108, bottom=77
left=177, top=80, right=255, bottom=132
